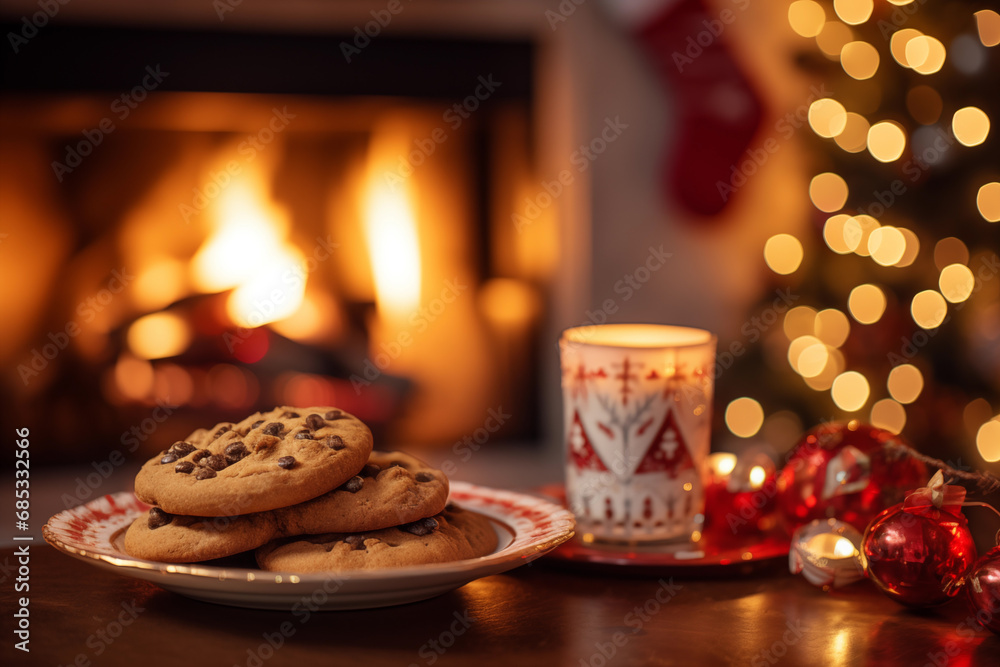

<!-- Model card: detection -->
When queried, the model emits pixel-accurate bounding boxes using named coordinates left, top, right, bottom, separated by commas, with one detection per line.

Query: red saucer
left=538, top=484, right=791, bottom=577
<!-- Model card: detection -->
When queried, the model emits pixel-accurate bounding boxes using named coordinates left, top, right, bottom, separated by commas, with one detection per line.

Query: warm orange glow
left=191, top=173, right=306, bottom=328
left=888, top=364, right=923, bottom=404
left=817, top=22, right=855, bottom=59
left=784, top=306, right=818, bottom=340
left=831, top=371, right=870, bottom=412
left=725, top=397, right=765, bottom=438
left=843, top=215, right=880, bottom=256
left=479, top=278, right=541, bottom=329
left=978, top=182, right=1000, bottom=222
left=896, top=228, right=920, bottom=268
left=789, top=1, right=826, bottom=38
left=891, top=29, right=923, bottom=68
left=911, top=290, right=947, bottom=329
left=867, top=122, right=906, bottom=162
left=823, top=214, right=854, bottom=254
left=977, top=420, right=1000, bottom=462
left=809, top=173, right=849, bottom=212
left=848, top=284, right=887, bottom=324
left=269, top=291, right=342, bottom=344
left=977, top=10, right=1000, bottom=47
left=133, top=258, right=187, bottom=311
left=835, top=113, right=870, bottom=152
left=833, top=0, right=873, bottom=26
left=871, top=398, right=906, bottom=434
left=868, top=226, right=906, bottom=266
left=906, top=36, right=946, bottom=74
left=115, top=353, right=154, bottom=401
left=814, top=309, right=850, bottom=347
left=562, top=324, right=712, bottom=348
left=809, top=99, right=848, bottom=138
left=127, top=312, right=191, bottom=360
left=952, top=107, right=991, bottom=147
left=709, top=452, right=738, bottom=476
left=764, top=234, right=804, bottom=274
left=841, top=41, right=880, bottom=79
left=363, top=128, right=423, bottom=324
left=939, top=264, right=975, bottom=303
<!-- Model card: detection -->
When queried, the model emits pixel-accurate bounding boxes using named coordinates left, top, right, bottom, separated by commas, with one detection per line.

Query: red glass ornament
left=965, top=545, right=1000, bottom=634
left=776, top=422, right=928, bottom=533
left=861, top=502, right=977, bottom=607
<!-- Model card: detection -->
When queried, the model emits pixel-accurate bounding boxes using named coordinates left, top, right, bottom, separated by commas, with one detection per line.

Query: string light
left=939, top=264, right=975, bottom=303
left=891, top=29, right=923, bottom=67
left=788, top=1, right=826, bottom=38
left=907, top=36, right=947, bottom=74
left=809, top=98, right=848, bottom=137
left=977, top=183, right=1000, bottom=222
left=834, top=0, right=873, bottom=26
left=848, top=284, right=887, bottom=324
left=868, top=226, right=906, bottom=266
left=841, top=41, right=880, bottom=79
left=887, top=364, right=923, bottom=404
left=867, top=121, right=907, bottom=162
left=823, top=214, right=855, bottom=254
left=952, top=106, right=990, bottom=147
left=809, top=173, right=849, bottom=212
left=764, top=234, right=804, bottom=274
left=871, top=398, right=906, bottom=433
left=831, top=371, right=870, bottom=412
left=726, top=398, right=765, bottom=438
left=911, top=290, right=947, bottom=329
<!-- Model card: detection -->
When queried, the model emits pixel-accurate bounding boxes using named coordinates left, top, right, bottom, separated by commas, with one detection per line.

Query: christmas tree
left=721, top=1, right=1000, bottom=466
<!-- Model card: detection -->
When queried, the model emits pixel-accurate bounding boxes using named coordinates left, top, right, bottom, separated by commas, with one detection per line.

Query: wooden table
left=3, top=542, right=999, bottom=666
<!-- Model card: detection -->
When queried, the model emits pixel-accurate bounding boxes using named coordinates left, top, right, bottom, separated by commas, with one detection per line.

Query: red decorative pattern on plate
left=42, top=483, right=575, bottom=610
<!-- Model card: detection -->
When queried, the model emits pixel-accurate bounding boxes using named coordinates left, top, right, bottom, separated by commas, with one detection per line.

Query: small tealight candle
left=790, top=518, right=864, bottom=590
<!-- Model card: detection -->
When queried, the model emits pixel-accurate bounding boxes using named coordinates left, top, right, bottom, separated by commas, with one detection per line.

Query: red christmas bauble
left=965, top=545, right=1000, bottom=634
left=860, top=503, right=977, bottom=607
left=776, top=422, right=928, bottom=533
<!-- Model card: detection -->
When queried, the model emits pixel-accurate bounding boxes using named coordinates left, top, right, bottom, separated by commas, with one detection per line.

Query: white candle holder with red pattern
left=559, top=324, right=716, bottom=544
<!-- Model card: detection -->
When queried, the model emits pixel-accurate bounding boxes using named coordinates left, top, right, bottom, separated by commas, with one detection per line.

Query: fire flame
left=191, top=173, right=305, bottom=328
left=362, top=125, right=422, bottom=324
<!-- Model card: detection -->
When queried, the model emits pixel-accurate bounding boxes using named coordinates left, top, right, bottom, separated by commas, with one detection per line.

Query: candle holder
left=559, top=323, right=716, bottom=544
left=789, top=518, right=864, bottom=590
left=704, top=448, right=778, bottom=539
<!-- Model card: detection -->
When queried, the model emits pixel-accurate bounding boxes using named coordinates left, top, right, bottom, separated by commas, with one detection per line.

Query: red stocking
left=633, top=0, right=765, bottom=218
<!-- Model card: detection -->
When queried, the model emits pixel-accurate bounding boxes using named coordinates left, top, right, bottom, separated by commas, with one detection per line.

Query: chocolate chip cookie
left=134, top=407, right=373, bottom=517
left=255, top=505, right=499, bottom=572
left=123, top=507, right=277, bottom=563
left=122, top=451, right=449, bottom=562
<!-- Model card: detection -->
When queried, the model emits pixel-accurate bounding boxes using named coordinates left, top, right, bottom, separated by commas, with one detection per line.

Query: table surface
left=3, top=541, right=999, bottom=667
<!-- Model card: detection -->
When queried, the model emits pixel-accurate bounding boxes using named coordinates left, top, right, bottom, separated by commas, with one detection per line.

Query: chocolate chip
left=160, top=453, right=178, bottom=465
left=175, top=461, right=195, bottom=474
left=262, top=422, right=284, bottom=436
left=282, top=411, right=300, bottom=418
left=342, top=476, right=364, bottom=493
left=213, top=425, right=232, bottom=438
left=401, top=517, right=439, bottom=536
left=344, top=534, right=367, bottom=550
left=361, top=464, right=380, bottom=478
left=294, top=430, right=313, bottom=440
left=148, top=508, right=172, bottom=530
left=325, top=435, right=345, bottom=450
left=204, top=454, right=228, bottom=471
left=278, top=456, right=296, bottom=469
left=250, top=420, right=264, bottom=430
left=225, top=441, right=249, bottom=464
left=170, top=441, right=196, bottom=456
left=415, top=472, right=435, bottom=483
left=324, top=409, right=343, bottom=420
left=195, top=468, right=217, bottom=480
left=191, top=449, right=211, bottom=463
left=305, top=413, right=325, bottom=430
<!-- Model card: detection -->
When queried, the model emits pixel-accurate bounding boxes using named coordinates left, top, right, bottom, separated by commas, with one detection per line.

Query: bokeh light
left=823, top=214, right=854, bottom=254
left=934, top=237, right=970, bottom=269
left=817, top=21, right=855, bottom=58
left=764, top=234, right=804, bottom=275
left=814, top=308, right=851, bottom=347
left=891, top=29, right=923, bottom=67
left=809, top=98, right=848, bottom=138
left=896, top=228, right=920, bottom=268
left=976, top=10, right=1000, bottom=48
left=834, top=112, right=871, bottom=152
left=841, top=41, right=880, bottom=79
left=843, top=214, right=880, bottom=256
left=809, top=172, right=849, bottom=212
left=976, top=420, right=1000, bottom=462
left=907, top=36, right=947, bottom=74
left=868, top=226, right=907, bottom=266
left=848, top=284, right=887, bottom=324
left=127, top=313, right=192, bottom=360
left=888, top=364, right=923, bottom=404
left=832, top=371, right=870, bottom=412
left=834, top=0, right=873, bottom=26
left=789, top=0, right=826, bottom=38
left=725, top=397, right=765, bottom=438
left=784, top=306, right=818, bottom=339
left=871, top=398, right=906, bottom=433
left=867, top=121, right=907, bottom=162
left=977, top=182, right=1000, bottom=222
left=911, top=289, right=947, bottom=329
left=939, top=263, right=975, bottom=303
left=952, top=106, right=990, bottom=147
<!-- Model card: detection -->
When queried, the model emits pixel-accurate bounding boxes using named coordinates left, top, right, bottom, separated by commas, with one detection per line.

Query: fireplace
left=0, top=18, right=565, bottom=462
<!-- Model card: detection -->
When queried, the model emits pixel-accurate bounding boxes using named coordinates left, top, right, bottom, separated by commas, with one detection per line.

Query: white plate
left=43, top=481, right=575, bottom=610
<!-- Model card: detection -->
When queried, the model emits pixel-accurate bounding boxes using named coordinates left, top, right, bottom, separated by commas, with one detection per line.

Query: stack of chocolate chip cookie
left=124, top=406, right=497, bottom=571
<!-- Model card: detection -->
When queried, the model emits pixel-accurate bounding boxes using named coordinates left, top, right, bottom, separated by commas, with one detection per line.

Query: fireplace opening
left=0, top=23, right=554, bottom=462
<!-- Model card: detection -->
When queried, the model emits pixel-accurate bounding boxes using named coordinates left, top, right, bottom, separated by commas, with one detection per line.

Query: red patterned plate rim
left=42, top=481, right=577, bottom=583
